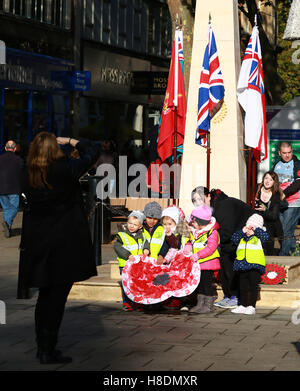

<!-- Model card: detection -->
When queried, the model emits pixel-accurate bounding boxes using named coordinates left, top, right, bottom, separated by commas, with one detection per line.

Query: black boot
left=38, top=330, right=72, bottom=364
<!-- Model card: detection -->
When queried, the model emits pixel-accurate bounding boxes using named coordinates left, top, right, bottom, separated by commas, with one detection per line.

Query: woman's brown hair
left=255, top=171, right=284, bottom=199
left=27, top=132, right=64, bottom=189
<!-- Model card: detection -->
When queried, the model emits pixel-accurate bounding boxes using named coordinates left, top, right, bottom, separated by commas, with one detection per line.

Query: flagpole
left=173, top=16, right=180, bottom=201
left=173, top=15, right=179, bottom=164
left=206, top=13, right=212, bottom=190
left=206, top=134, right=211, bottom=190
left=247, top=148, right=252, bottom=205
left=246, top=13, right=259, bottom=207
left=251, top=154, right=256, bottom=207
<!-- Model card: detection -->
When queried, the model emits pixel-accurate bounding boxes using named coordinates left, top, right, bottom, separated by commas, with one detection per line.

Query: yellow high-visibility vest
left=143, top=225, right=165, bottom=259
left=117, top=231, right=146, bottom=267
left=236, top=236, right=266, bottom=266
left=190, top=229, right=220, bottom=263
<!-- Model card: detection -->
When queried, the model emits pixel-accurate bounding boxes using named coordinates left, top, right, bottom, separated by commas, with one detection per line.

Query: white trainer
left=244, top=306, right=256, bottom=315
left=231, top=305, right=247, bottom=314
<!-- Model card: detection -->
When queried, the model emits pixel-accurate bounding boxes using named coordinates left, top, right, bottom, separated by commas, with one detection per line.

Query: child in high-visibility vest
left=184, top=204, right=221, bottom=314
left=114, top=210, right=150, bottom=311
left=143, top=201, right=164, bottom=260
left=231, top=213, right=269, bottom=315
left=157, top=205, right=189, bottom=310
left=157, top=205, right=189, bottom=264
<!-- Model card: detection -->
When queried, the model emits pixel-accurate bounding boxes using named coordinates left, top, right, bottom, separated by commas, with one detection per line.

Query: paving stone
left=206, top=359, right=247, bottom=371
left=2, top=213, right=300, bottom=372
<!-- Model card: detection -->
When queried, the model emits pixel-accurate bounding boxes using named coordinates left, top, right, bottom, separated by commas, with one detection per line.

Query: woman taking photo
left=254, top=171, right=284, bottom=255
left=19, top=132, right=101, bottom=364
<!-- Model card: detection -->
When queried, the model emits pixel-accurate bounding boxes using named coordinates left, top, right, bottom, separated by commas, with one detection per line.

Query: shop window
left=52, top=95, right=67, bottom=136
left=3, top=90, right=28, bottom=157
left=32, top=92, right=48, bottom=138
left=1, top=0, right=71, bottom=29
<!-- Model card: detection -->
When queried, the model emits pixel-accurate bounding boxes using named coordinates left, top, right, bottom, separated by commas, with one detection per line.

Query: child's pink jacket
left=187, top=217, right=221, bottom=271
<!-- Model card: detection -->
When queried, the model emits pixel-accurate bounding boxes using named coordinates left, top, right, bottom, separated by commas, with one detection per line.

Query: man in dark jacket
left=273, top=142, right=300, bottom=255
left=191, top=186, right=254, bottom=309
left=0, top=140, right=23, bottom=237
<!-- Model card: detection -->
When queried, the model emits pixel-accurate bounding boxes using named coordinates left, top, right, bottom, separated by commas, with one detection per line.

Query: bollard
left=93, top=198, right=102, bottom=266
left=87, top=176, right=105, bottom=266
left=17, top=203, right=30, bottom=299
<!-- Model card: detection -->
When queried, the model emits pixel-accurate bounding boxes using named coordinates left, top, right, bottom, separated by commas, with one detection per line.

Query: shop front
left=81, top=46, right=166, bottom=158
left=0, top=48, right=73, bottom=157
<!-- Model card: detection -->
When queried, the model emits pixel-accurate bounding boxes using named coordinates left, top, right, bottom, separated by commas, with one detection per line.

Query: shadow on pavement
left=291, top=341, right=300, bottom=356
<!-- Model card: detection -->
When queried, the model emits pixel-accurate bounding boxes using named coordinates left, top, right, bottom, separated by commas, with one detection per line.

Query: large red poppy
left=122, top=251, right=201, bottom=304
left=260, top=263, right=287, bottom=285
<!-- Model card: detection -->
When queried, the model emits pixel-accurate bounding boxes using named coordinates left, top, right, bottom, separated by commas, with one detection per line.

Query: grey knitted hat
left=143, top=201, right=162, bottom=219
left=128, top=210, right=145, bottom=225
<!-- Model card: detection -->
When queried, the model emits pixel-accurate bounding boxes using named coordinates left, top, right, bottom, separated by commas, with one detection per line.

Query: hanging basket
left=260, top=263, right=287, bottom=285
left=122, top=251, right=201, bottom=305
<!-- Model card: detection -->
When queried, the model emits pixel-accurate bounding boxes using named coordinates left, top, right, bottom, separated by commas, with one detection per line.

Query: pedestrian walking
left=0, top=140, right=23, bottom=238
left=18, top=132, right=101, bottom=364
left=231, top=214, right=269, bottom=315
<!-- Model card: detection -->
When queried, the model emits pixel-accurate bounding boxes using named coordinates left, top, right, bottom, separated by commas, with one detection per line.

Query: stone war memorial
left=179, top=0, right=246, bottom=215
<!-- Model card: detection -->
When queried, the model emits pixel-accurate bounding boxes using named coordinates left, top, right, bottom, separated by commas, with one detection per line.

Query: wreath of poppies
left=260, top=263, right=287, bottom=285
left=122, top=251, right=201, bottom=305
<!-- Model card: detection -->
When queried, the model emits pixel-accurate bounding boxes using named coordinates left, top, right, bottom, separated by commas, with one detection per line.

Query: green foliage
left=277, top=0, right=300, bottom=103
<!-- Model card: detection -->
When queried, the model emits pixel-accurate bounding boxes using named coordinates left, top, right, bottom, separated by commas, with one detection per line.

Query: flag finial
left=175, top=13, right=182, bottom=29
left=209, top=13, right=211, bottom=25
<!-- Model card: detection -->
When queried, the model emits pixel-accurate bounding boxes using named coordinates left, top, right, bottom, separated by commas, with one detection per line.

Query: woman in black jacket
left=19, top=132, right=101, bottom=364
left=254, top=171, right=284, bottom=255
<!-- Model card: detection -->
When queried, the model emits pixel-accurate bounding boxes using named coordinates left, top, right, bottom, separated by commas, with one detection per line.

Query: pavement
left=1, top=213, right=300, bottom=378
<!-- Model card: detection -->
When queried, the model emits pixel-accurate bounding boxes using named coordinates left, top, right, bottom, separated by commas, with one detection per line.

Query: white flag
left=237, top=26, right=267, bottom=163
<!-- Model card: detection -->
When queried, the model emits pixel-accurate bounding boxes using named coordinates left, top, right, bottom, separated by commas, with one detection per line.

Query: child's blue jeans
left=119, top=266, right=135, bottom=307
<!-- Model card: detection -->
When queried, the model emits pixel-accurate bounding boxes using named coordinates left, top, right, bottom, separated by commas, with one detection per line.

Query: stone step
left=69, top=259, right=300, bottom=308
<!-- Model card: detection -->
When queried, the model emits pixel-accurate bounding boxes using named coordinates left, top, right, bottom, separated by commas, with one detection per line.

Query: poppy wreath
left=260, top=264, right=287, bottom=285
left=122, top=251, right=201, bottom=305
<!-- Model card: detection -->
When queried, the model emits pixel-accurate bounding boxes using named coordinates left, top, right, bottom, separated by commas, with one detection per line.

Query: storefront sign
left=0, top=48, right=73, bottom=92
left=83, top=47, right=150, bottom=103
left=131, top=71, right=168, bottom=94
left=51, top=71, right=91, bottom=91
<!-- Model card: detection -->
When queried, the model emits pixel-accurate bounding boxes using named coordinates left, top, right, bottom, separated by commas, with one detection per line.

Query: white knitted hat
left=161, top=206, right=180, bottom=225
left=246, top=214, right=266, bottom=231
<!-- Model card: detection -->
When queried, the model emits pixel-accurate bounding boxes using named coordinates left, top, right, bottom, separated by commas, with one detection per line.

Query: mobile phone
left=254, top=200, right=261, bottom=208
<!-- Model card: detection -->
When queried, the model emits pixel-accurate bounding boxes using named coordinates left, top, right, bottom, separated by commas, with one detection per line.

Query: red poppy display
left=122, top=251, right=201, bottom=304
left=260, top=263, right=287, bottom=285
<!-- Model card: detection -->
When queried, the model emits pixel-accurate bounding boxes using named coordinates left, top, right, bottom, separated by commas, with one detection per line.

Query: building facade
left=0, top=0, right=73, bottom=155
left=79, top=0, right=171, bottom=157
left=0, top=0, right=172, bottom=159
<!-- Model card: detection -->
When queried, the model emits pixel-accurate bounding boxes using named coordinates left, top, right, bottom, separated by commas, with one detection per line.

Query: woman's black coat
left=19, top=141, right=101, bottom=288
left=255, top=190, right=283, bottom=255
left=210, top=191, right=254, bottom=254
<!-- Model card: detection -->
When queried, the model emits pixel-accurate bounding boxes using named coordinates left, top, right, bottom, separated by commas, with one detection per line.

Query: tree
left=167, top=0, right=291, bottom=105
left=277, top=0, right=300, bottom=103
left=238, top=0, right=285, bottom=104
left=166, top=0, right=195, bottom=94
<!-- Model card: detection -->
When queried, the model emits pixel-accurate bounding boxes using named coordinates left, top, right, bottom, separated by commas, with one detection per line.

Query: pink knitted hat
left=187, top=205, right=212, bottom=225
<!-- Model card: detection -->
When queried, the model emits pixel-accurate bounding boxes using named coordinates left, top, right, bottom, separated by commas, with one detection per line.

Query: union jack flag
left=177, top=30, right=184, bottom=72
left=237, top=26, right=267, bottom=163
left=196, top=24, right=225, bottom=147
